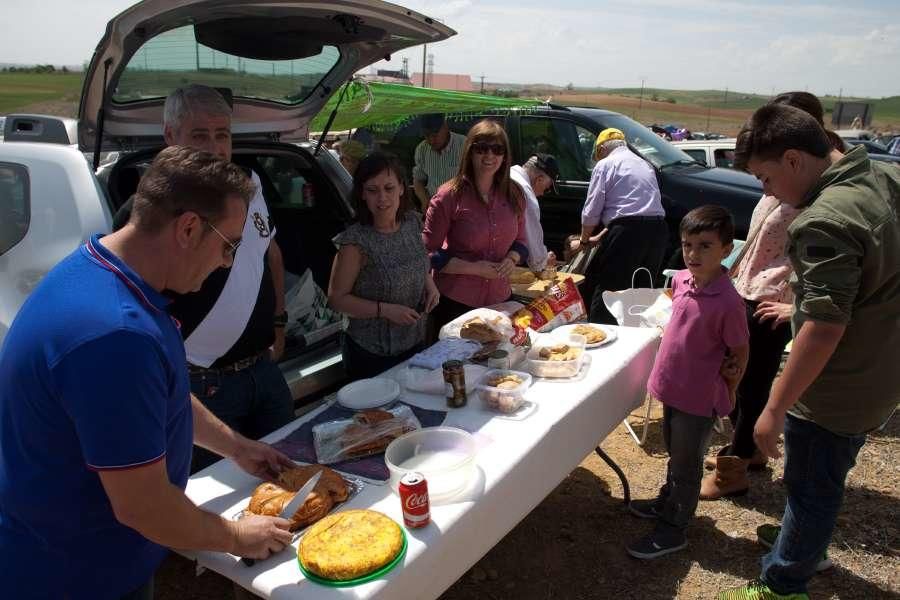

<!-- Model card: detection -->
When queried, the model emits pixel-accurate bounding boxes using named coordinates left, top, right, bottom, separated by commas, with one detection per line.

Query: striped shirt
left=413, top=132, right=466, bottom=198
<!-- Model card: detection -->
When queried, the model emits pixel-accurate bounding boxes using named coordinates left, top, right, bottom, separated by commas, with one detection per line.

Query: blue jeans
left=657, top=405, right=715, bottom=530
left=190, top=357, right=294, bottom=472
left=762, top=414, right=866, bottom=594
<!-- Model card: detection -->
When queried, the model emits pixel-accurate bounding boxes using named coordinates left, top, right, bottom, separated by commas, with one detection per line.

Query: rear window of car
left=0, top=163, right=30, bottom=255
left=112, top=25, right=340, bottom=105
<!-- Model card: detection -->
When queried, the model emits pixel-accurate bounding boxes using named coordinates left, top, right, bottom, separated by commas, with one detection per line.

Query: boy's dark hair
left=131, top=145, right=254, bottom=233
left=771, top=91, right=824, bottom=125
left=734, top=103, right=833, bottom=171
left=680, top=205, right=735, bottom=245
left=350, top=152, right=414, bottom=226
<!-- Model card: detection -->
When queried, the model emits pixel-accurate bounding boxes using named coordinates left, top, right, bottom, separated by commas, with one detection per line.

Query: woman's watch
left=273, top=311, right=288, bottom=328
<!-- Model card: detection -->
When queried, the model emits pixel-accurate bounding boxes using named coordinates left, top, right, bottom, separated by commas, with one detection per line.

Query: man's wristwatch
left=273, top=311, right=288, bottom=328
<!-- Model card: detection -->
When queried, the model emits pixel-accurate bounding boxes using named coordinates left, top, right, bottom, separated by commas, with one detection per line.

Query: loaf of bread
left=460, top=317, right=504, bottom=343
left=247, top=465, right=348, bottom=530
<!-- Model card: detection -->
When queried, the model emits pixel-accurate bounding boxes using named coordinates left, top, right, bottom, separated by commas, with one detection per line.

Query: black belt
left=606, top=215, right=665, bottom=226
left=188, top=351, right=266, bottom=376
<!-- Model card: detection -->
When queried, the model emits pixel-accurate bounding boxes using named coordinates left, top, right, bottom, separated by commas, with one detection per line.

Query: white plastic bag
left=285, top=269, right=342, bottom=338
left=439, top=308, right=515, bottom=343
left=402, top=364, right=488, bottom=396
left=602, top=268, right=667, bottom=328
left=639, top=291, right=673, bottom=329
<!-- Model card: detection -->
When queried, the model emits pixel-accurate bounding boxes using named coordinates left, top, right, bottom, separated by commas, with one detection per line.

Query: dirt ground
left=156, top=403, right=899, bottom=600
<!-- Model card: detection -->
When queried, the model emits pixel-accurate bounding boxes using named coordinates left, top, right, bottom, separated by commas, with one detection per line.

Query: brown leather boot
left=704, top=444, right=730, bottom=470
left=748, top=448, right=768, bottom=471
left=700, top=456, right=749, bottom=500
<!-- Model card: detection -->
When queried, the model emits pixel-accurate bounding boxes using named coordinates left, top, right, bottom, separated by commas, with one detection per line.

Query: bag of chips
left=511, top=277, right=587, bottom=333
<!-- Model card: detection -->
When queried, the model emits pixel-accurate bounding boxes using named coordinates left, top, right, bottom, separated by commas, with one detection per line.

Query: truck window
left=683, top=149, right=708, bottom=166
left=714, top=148, right=736, bottom=169
left=520, top=117, right=593, bottom=181
left=0, top=163, right=29, bottom=256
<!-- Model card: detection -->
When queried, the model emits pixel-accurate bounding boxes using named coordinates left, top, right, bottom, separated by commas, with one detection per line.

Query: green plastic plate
left=297, top=529, right=408, bottom=587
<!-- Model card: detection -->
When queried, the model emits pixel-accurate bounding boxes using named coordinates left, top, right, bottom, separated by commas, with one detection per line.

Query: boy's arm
left=721, top=344, right=749, bottom=406
left=754, top=320, right=845, bottom=457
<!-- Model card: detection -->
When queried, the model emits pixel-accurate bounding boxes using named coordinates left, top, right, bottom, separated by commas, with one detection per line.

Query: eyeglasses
left=472, top=142, right=506, bottom=156
left=202, top=218, right=241, bottom=258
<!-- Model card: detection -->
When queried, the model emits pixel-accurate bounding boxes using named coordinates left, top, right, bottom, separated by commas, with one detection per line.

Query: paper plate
left=553, top=324, right=618, bottom=348
left=337, top=377, right=401, bottom=410
left=297, top=529, right=407, bottom=587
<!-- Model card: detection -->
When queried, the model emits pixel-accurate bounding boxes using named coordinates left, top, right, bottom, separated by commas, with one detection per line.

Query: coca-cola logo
left=404, top=492, right=428, bottom=511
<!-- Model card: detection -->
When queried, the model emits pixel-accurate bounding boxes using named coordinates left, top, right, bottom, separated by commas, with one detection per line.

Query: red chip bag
left=512, top=277, right=587, bottom=333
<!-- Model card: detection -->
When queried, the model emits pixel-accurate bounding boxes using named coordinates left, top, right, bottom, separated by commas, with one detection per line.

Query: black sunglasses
left=472, top=142, right=506, bottom=155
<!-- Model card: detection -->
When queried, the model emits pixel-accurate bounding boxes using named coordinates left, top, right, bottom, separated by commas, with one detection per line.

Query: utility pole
left=480, top=74, right=485, bottom=94
left=195, top=41, right=200, bottom=71
left=638, top=78, right=645, bottom=111
left=723, top=86, right=728, bottom=105
left=421, top=44, right=427, bottom=86
left=838, top=87, right=843, bottom=103
left=706, top=106, right=711, bottom=132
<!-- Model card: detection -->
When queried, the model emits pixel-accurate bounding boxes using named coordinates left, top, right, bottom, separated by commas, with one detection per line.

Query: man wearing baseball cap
left=510, top=153, right=560, bottom=272
left=570, top=127, right=667, bottom=323
left=413, top=113, right=466, bottom=210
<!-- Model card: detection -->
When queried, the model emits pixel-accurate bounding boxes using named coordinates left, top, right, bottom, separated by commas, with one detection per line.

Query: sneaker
left=756, top=524, right=834, bottom=572
left=628, top=498, right=662, bottom=519
left=626, top=527, right=687, bottom=559
left=717, top=579, right=809, bottom=599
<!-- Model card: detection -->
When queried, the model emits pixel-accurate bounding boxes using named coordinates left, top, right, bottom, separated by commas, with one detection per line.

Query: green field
left=0, top=72, right=84, bottom=115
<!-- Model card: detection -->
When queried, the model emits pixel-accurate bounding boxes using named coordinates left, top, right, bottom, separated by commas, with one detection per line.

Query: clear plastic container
left=476, top=369, right=532, bottom=414
left=384, top=427, right=477, bottom=502
left=526, top=332, right=587, bottom=378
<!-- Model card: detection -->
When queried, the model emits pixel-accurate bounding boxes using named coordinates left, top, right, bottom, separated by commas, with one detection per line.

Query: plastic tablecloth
left=179, top=326, right=660, bottom=599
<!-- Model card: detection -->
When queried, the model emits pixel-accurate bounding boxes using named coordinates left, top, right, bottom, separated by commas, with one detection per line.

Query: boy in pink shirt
left=627, top=205, right=750, bottom=559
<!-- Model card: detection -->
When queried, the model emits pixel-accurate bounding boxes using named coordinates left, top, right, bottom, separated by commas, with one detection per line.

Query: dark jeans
left=342, top=334, right=422, bottom=381
left=656, top=405, right=715, bottom=530
left=730, top=299, right=792, bottom=458
left=762, top=414, right=866, bottom=594
left=584, top=216, right=668, bottom=325
left=120, top=577, right=153, bottom=600
left=190, top=356, right=294, bottom=472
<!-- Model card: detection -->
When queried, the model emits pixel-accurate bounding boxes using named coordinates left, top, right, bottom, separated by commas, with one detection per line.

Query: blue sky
left=2, top=0, right=898, bottom=97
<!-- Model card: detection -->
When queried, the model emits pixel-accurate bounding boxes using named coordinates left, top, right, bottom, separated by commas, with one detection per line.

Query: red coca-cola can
left=399, top=471, right=430, bottom=528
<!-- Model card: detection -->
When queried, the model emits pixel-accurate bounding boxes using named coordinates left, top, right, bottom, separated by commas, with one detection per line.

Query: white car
left=0, top=0, right=454, bottom=401
left=671, top=138, right=738, bottom=169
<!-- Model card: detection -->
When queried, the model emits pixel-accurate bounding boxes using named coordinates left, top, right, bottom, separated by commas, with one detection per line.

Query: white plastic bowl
left=385, top=427, right=477, bottom=502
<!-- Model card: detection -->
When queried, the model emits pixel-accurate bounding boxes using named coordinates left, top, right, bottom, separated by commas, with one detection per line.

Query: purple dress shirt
left=581, top=146, right=664, bottom=227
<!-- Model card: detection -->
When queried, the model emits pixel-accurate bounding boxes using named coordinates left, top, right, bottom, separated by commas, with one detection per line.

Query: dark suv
left=382, top=105, right=763, bottom=263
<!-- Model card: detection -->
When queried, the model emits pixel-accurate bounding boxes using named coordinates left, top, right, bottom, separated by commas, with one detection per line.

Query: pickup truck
left=0, top=0, right=454, bottom=404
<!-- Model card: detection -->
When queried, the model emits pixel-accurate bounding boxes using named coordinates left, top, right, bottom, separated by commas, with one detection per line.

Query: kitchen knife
left=242, top=469, right=323, bottom=566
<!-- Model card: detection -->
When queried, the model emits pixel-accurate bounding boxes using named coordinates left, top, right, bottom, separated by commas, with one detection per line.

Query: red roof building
left=410, top=73, right=474, bottom=92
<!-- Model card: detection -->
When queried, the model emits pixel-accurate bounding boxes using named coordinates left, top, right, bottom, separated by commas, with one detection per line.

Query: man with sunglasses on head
left=413, top=113, right=466, bottom=211
left=114, top=84, right=293, bottom=473
left=0, top=147, right=296, bottom=599
left=569, top=127, right=667, bottom=324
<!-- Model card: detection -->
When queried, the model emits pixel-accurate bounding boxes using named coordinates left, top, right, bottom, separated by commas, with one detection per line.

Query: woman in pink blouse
left=701, top=91, right=844, bottom=500
left=423, top=119, right=528, bottom=329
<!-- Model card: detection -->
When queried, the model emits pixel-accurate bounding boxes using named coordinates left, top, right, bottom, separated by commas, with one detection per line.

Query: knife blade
left=242, top=469, right=323, bottom=566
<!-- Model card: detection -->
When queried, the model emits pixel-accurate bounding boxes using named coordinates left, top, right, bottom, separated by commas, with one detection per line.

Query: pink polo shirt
left=648, top=268, right=749, bottom=417
left=423, top=180, right=527, bottom=308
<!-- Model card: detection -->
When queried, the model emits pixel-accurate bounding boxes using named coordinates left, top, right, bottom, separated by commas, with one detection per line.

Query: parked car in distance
left=671, top=138, right=738, bottom=169
left=0, top=0, right=454, bottom=405
left=381, top=105, right=762, bottom=266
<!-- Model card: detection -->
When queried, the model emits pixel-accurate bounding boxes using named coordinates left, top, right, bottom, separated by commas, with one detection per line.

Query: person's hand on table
left=546, top=251, right=557, bottom=267
left=231, top=436, right=296, bottom=482
left=474, top=260, right=501, bottom=280
left=754, top=406, right=785, bottom=459
left=382, top=303, right=421, bottom=325
left=495, top=257, right=516, bottom=278
left=230, top=513, right=293, bottom=559
left=754, top=301, right=793, bottom=329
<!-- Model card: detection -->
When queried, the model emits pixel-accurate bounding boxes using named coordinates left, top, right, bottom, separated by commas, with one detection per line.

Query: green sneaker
left=756, top=524, right=834, bottom=572
left=717, top=579, right=809, bottom=600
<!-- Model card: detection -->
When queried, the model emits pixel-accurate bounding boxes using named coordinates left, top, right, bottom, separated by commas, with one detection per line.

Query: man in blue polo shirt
left=0, top=147, right=295, bottom=600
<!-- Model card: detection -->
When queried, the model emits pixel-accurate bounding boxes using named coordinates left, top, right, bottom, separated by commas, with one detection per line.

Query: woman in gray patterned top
left=328, top=153, right=440, bottom=380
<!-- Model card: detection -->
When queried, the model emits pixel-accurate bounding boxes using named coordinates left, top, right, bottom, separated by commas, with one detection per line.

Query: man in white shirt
left=509, top=153, right=559, bottom=272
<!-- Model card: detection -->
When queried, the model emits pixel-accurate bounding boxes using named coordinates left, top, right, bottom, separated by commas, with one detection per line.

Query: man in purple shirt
left=569, top=128, right=667, bottom=323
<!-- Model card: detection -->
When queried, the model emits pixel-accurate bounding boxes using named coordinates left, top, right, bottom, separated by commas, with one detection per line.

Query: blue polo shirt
left=0, top=235, right=193, bottom=599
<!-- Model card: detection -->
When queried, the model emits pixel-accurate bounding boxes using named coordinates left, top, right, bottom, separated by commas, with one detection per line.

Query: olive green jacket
left=787, top=146, right=900, bottom=435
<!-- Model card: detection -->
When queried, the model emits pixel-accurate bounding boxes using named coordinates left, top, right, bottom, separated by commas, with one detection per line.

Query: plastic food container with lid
left=384, top=427, right=477, bottom=502
left=476, top=368, right=532, bottom=414
left=525, top=332, right=587, bottom=378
